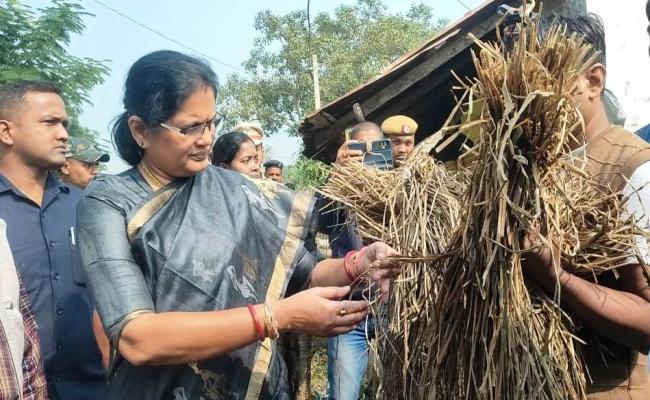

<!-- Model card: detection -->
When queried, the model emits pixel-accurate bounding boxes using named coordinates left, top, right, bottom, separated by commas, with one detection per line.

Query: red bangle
left=354, top=247, right=366, bottom=276
left=247, top=304, right=265, bottom=341
left=343, top=251, right=357, bottom=282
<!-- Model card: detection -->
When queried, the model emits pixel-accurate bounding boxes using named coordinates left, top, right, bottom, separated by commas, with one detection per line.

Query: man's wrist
left=273, top=299, right=291, bottom=332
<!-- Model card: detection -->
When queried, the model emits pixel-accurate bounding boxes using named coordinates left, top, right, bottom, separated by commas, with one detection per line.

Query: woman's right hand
left=273, top=286, right=368, bottom=337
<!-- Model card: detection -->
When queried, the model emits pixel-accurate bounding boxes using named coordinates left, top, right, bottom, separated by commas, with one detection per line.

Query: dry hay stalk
left=320, top=153, right=465, bottom=396
left=321, top=155, right=464, bottom=252
left=406, top=17, right=642, bottom=400
left=321, top=12, right=647, bottom=400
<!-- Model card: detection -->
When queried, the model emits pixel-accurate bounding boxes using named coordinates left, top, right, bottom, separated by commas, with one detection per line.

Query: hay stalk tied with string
left=322, top=13, right=647, bottom=400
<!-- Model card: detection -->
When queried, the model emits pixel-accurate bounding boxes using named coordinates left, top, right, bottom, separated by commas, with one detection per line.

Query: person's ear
left=60, top=160, right=70, bottom=175
left=0, top=120, right=15, bottom=146
left=584, top=63, right=606, bottom=100
left=128, top=115, right=150, bottom=150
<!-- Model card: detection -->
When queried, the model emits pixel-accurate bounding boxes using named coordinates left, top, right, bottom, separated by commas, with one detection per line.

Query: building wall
left=588, top=0, right=650, bottom=131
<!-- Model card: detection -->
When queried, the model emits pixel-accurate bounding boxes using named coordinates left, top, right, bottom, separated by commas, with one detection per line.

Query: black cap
left=263, top=159, right=283, bottom=169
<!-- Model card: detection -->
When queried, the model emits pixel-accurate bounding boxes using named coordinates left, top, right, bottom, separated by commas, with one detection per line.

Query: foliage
left=220, top=0, right=447, bottom=135
left=66, top=117, right=110, bottom=152
left=286, top=155, right=330, bottom=190
left=0, top=0, right=109, bottom=144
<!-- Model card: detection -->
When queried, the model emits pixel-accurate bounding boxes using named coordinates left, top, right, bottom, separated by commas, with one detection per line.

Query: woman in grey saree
left=76, top=51, right=397, bottom=400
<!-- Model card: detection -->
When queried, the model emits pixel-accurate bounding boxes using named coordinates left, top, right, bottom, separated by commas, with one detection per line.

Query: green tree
left=0, top=0, right=109, bottom=144
left=286, top=155, right=330, bottom=190
left=220, top=0, right=447, bottom=135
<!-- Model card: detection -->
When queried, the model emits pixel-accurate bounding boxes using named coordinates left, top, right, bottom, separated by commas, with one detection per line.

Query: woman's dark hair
left=112, top=50, right=219, bottom=165
left=212, top=131, right=254, bottom=166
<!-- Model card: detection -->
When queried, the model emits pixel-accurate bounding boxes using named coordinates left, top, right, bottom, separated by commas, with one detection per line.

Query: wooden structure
left=299, top=0, right=520, bottom=162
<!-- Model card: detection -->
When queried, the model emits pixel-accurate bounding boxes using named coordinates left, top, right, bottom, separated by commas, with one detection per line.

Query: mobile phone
left=348, top=139, right=394, bottom=170
left=347, top=141, right=367, bottom=154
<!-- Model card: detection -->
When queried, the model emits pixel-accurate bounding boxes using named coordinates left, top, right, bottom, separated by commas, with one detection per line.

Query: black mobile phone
left=347, top=141, right=366, bottom=154
left=348, top=139, right=394, bottom=170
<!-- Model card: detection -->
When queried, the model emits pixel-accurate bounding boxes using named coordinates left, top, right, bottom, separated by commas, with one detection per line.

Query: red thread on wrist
left=343, top=251, right=357, bottom=282
left=247, top=304, right=265, bottom=341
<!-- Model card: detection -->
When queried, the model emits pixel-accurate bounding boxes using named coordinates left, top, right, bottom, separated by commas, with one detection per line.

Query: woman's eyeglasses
left=160, top=112, right=225, bottom=136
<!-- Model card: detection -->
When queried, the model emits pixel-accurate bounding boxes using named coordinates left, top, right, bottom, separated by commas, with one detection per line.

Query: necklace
left=138, top=162, right=168, bottom=191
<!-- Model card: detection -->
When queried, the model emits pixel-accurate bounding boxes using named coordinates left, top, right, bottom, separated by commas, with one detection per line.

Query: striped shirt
left=0, top=280, right=47, bottom=400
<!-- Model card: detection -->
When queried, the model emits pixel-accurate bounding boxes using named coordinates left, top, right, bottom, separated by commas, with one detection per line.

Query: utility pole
left=311, top=54, right=321, bottom=109
left=307, top=0, right=321, bottom=110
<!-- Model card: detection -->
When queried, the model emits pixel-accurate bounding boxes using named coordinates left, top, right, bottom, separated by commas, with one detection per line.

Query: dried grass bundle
left=321, top=12, right=649, bottom=400
left=321, top=154, right=464, bottom=251
left=320, top=152, right=465, bottom=397
left=393, top=16, right=646, bottom=399
left=391, top=18, right=644, bottom=399
left=539, top=164, right=645, bottom=279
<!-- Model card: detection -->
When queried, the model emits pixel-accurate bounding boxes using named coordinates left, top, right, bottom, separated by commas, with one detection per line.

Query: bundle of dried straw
left=320, top=152, right=465, bottom=396
left=321, top=13, right=647, bottom=400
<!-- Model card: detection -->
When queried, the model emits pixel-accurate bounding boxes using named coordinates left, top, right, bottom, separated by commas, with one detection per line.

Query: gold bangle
left=263, top=302, right=280, bottom=340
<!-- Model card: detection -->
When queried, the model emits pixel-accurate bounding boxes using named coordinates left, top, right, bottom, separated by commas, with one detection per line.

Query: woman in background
left=212, top=131, right=260, bottom=177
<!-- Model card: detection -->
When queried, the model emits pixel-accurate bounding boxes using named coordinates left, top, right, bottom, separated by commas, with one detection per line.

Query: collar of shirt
left=0, top=172, right=70, bottom=208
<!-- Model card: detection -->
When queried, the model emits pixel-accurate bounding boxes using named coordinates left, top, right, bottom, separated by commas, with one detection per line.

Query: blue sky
left=23, top=0, right=484, bottom=173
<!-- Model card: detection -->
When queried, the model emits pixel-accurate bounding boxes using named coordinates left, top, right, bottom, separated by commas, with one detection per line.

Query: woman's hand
left=274, top=286, right=368, bottom=337
left=357, top=242, right=400, bottom=302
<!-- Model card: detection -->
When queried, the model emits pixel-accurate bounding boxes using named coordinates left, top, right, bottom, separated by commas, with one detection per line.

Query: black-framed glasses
left=160, top=111, right=225, bottom=136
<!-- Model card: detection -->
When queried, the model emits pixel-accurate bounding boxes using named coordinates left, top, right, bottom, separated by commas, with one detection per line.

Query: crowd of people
left=0, top=8, right=648, bottom=400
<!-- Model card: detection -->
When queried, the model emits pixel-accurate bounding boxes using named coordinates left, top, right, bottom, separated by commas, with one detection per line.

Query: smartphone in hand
left=348, top=139, right=394, bottom=170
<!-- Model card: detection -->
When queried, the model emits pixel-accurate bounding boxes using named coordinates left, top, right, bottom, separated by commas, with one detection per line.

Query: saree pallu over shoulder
left=127, top=182, right=182, bottom=243
left=115, top=167, right=316, bottom=400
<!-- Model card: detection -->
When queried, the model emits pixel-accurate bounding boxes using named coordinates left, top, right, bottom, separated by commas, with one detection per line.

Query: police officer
left=263, top=159, right=283, bottom=183
left=59, top=137, right=110, bottom=189
left=381, top=115, right=418, bottom=167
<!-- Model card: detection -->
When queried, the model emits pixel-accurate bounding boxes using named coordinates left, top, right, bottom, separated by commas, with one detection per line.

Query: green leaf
left=0, top=0, right=109, bottom=139
left=286, top=155, right=330, bottom=190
